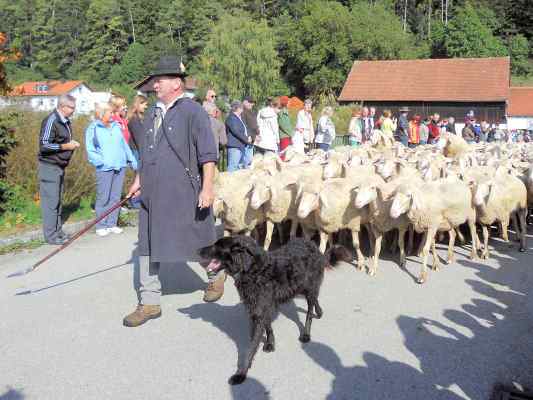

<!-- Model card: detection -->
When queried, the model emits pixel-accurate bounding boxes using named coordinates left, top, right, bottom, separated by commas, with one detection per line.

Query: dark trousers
left=38, top=161, right=65, bottom=242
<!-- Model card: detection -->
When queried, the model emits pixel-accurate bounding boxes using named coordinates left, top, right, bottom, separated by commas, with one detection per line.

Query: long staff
left=8, top=196, right=132, bottom=277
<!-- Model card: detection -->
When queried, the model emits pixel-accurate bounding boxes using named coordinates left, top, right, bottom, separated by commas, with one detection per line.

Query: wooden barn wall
left=342, top=101, right=506, bottom=123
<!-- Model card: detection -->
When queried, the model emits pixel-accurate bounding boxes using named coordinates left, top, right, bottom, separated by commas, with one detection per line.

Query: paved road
left=1, top=227, right=532, bottom=400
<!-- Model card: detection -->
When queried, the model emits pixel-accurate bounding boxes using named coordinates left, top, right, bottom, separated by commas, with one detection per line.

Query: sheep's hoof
left=446, top=257, right=455, bottom=265
left=399, top=260, right=406, bottom=269
left=368, top=269, right=376, bottom=277
left=416, top=277, right=426, bottom=284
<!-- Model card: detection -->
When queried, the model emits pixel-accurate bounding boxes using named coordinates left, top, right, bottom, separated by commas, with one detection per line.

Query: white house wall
left=507, top=117, right=533, bottom=130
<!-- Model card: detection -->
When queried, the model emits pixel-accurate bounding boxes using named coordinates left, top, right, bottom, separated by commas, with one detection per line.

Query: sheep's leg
left=289, top=219, right=298, bottom=239
left=431, top=237, right=441, bottom=271
left=418, top=228, right=436, bottom=284
left=264, top=220, right=275, bottom=250
left=519, top=208, right=527, bottom=252
left=456, top=227, right=465, bottom=245
left=351, top=230, right=366, bottom=271
left=511, top=212, right=521, bottom=243
left=501, top=217, right=510, bottom=242
left=446, top=228, right=456, bottom=264
left=417, top=231, right=427, bottom=257
left=389, top=231, right=398, bottom=255
left=369, top=229, right=382, bottom=276
left=398, top=227, right=407, bottom=269
left=366, top=225, right=375, bottom=254
left=276, top=223, right=285, bottom=244
left=407, top=225, right=414, bottom=256
left=481, top=225, right=490, bottom=260
left=319, top=231, right=328, bottom=254
left=224, top=230, right=232, bottom=237
left=467, top=218, right=479, bottom=259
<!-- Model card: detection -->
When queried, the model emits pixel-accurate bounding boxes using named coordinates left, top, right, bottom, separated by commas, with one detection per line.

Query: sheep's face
left=355, top=185, right=376, bottom=208
left=390, top=192, right=411, bottom=218
left=473, top=183, right=491, bottom=206
left=323, top=161, right=342, bottom=179
left=376, top=160, right=394, bottom=180
left=250, top=183, right=271, bottom=210
left=298, top=191, right=319, bottom=218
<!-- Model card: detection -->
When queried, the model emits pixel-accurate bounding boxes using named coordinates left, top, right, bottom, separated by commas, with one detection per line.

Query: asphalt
left=1, top=227, right=532, bottom=400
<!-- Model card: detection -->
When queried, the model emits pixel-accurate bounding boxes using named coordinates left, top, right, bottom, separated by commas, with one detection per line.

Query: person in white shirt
left=315, top=106, right=336, bottom=152
left=293, top=99, right=314, bottom=153
left=255, top=97, right=280, bottom=154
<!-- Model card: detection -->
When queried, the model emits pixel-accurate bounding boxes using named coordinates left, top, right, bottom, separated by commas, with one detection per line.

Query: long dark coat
left=138, top=97, right=218, bottom=262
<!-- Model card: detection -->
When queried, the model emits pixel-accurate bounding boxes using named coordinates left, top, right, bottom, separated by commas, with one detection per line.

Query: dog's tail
left=325, top=245, right=352, bottom=268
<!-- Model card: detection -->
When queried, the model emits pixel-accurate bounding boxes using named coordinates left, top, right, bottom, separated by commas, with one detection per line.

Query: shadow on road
left=177, top=300, right=308, bottom=379
left=0, top=387, right=24, bottom=400
left=14, top=261, right=131, bottom=296
left=394, top=243, right=533, bottom=399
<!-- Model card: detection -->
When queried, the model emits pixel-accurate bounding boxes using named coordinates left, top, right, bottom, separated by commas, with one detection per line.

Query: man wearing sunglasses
left=203, top=89, right=217, bottom=108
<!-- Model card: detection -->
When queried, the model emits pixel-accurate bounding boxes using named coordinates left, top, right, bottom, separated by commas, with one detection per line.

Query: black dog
left=198, top=235, right=351, bottom=385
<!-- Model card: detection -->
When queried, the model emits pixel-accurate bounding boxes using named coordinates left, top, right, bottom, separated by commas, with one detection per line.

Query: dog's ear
left=243, top=245, right=267, bottom=268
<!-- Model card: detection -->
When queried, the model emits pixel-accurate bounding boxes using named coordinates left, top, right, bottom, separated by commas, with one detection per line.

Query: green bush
left=3, top=110, right=96, bottom=204
left=0, top=111, right=18, bottom=213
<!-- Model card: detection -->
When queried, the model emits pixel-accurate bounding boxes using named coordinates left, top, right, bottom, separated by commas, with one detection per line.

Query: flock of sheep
left=213, top=133, right=533, bottom=284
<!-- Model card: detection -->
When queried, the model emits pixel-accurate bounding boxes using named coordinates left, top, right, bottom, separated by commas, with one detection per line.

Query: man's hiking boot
left=123, top=304, right=161, bottom=327
left=203, top=272, right=226, bottom=303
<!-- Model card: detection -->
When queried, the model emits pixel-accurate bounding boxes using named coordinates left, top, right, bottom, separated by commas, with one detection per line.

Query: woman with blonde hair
left=127, top=94, right=149, bottom=153
left=86, top=102, right=137, bottom=236
left=315, top=106, right=336, bottom=151
left=110, top=94, right=131, bottom=144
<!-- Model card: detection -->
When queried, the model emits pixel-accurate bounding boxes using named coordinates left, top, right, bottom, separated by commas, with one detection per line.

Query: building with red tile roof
left=339, top=57, right=510, bottom=124
left=507, top=87, right=533, bottom=130
left=0, top=80, right=111, bottom=114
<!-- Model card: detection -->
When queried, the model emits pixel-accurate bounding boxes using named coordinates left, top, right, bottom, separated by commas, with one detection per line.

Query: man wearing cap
left=225, top=100, right=252, bottom=172
left=124, top=56, right=220, bottom=327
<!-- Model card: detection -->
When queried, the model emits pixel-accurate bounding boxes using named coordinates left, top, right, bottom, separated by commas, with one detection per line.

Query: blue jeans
left=316, top=143, right=330, bottom=151
left=227, top=147, right=246, bottom=172
left=243, top=145, right=253, bottom=168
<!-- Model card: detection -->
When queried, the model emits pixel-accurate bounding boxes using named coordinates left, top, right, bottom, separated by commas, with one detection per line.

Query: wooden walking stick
left=8, top=196, right=132, bottom=277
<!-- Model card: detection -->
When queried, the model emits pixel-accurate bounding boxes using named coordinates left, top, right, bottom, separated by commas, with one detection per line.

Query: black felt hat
left=149, top=55, right=188, bottom=78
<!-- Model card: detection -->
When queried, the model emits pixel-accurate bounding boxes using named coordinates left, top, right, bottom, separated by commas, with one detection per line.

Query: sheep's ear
left=269, top=184, right=278, bottom=201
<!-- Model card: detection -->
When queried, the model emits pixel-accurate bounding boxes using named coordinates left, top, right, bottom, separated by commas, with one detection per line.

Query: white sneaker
left=96, top=228, right=110, bottom=237
left=108, top=226, right=123, bottom=234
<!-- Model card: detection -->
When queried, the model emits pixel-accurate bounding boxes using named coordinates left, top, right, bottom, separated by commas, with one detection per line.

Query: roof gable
left=508, top=87, right=533, bottom=117
left=339, top=57, right=510, bottom=103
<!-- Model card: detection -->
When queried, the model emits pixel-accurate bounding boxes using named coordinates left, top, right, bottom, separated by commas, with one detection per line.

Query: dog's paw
left=263, top=343, right=275, bottom=353
left=299, top=334, right=311, bottom=343
left=229, top=374, right=247, bottom=385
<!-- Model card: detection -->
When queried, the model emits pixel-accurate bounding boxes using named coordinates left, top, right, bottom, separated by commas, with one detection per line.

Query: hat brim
left=149, top=70, right=188, bottom=79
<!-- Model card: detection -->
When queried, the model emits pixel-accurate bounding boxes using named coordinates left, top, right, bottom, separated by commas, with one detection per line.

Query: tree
left=279, top=0, right=424, bottom=97
left=79, top=0, right=129, bottom=81
left=196, top=13, right=287, bottom=102
left=445, top=2, right=507, bottom=58
left=508, top=34, right=531, bottom=76
left=109, top=42, right=149, bottom=84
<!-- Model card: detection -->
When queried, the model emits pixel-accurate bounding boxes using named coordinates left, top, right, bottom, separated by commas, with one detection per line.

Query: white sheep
left=390, top=179, right=479, bottom=284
